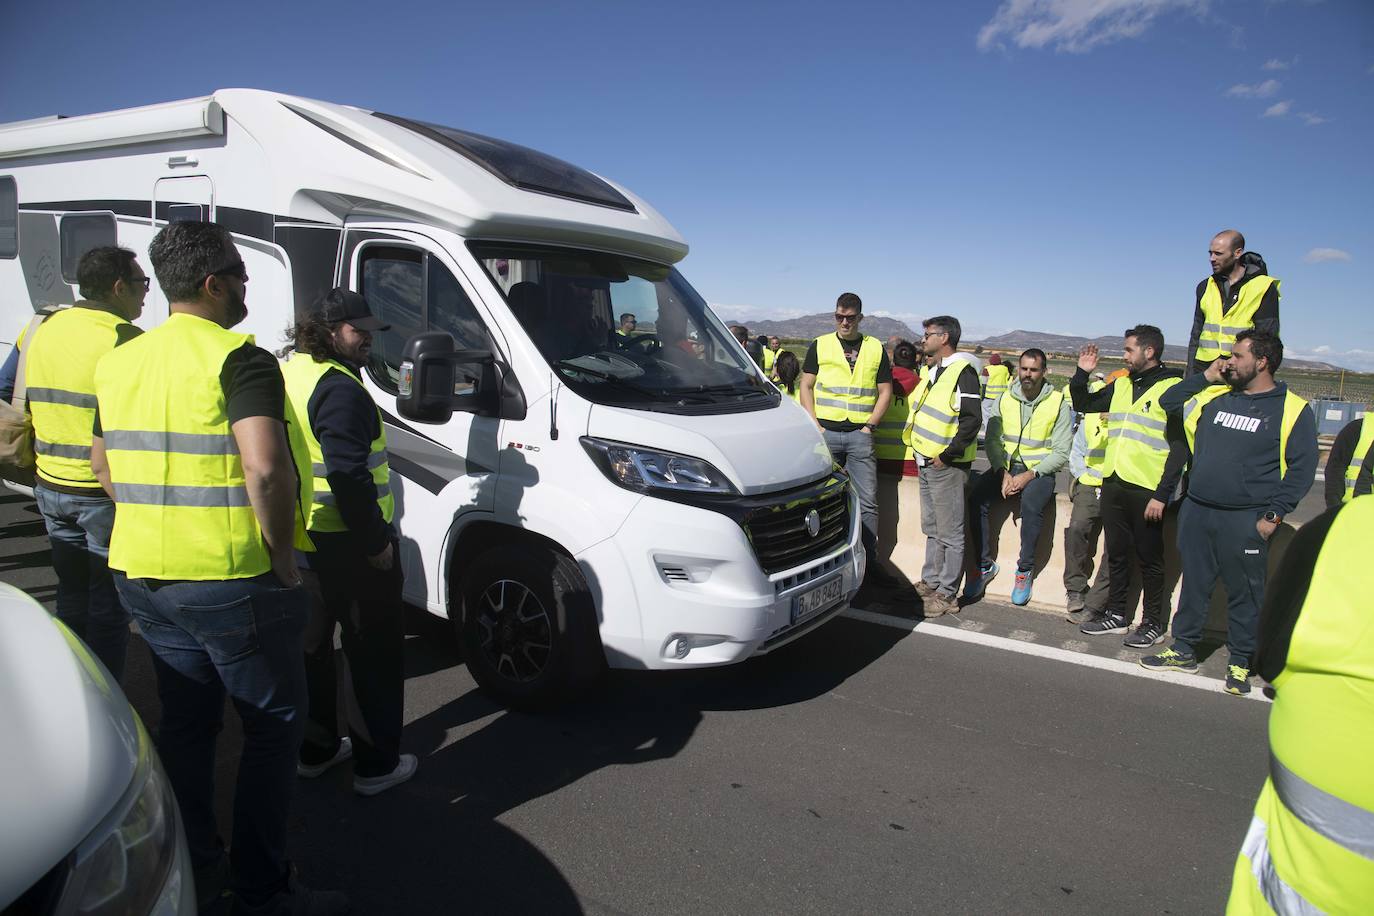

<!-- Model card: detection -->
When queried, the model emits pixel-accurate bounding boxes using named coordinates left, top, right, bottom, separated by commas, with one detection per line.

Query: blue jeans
left=967, top=464, right=1058, bottom=572
left=34, top=485, right=129, bottom=681
left=823, top=427, right=878, bottom=552
left=115, top=571, right=309, bottom=901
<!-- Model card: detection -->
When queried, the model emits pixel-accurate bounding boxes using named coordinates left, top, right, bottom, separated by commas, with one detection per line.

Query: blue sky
left=3, top=0, right=1371, bottom=367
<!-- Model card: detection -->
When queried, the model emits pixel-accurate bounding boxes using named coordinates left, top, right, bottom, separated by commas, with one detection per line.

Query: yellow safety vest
left=95, top=313, right=314, bottom=580
left=281, top=352, right=394, bottom=532
left=984, top=363, right=1011, bottom=400
left=1196, top=275, right=1279, bottom=363
left=1343, top=414, right=1374, bottom=503
left=1227, top=497, right=1374, bottom=914
left=1078, top=379, right=1109, bottom=487
left=813, top=334, right=882, bottom=424
left=1183, top=384, right=1309, bottom=477
left=875, top=386, right=916, bottom=464
left=762, top=347, right=777, bottom=373
left=904, top=362, right=976, bottom=463
left=1099, top=374, right=1181, bottom=490
left=26, top=305, right=134, bottom=490
left=997, top=387, right=1065, bottom=471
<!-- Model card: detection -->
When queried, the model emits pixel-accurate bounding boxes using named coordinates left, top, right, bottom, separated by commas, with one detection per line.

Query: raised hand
left=1077, top=344, right=1099, bottom=373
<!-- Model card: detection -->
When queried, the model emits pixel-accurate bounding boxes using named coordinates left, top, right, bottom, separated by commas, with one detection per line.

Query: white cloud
left=1304, top=248, right=1352, bottom=264
left=1286, top=346, right=1374, bottom=372
left=1261, top=58, right=1290, bottom=71
left=1262, top=100, right=1293, bottom=118
left=976, top=0, right=1206, bottom=54
left=1225, top=78, right=1281, bottom=98
left=1298, top=112, right=1329, bottom=126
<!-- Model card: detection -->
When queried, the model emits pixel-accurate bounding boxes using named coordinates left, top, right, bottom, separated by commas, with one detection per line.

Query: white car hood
left=585, top=398, right=834, bottom=495
left=0, top=582, right=139, bottom=905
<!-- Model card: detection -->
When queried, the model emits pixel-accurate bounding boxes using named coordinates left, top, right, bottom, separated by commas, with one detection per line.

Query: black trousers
left=1101, top=479, right=1169, bottom=629
left=1171, top=499, right=1268, bottom=667
left=300, top=535, right=405, bottom=778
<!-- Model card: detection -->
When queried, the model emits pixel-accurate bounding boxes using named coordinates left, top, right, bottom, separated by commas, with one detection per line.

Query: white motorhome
left=0, top=89, right=862, bottom=707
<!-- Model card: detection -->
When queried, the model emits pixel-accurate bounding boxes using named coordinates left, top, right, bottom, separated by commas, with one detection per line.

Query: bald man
left=1186, top=230, right=1280, bottom=374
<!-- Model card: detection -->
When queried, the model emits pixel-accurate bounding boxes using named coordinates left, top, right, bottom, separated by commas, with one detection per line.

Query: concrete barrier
left=873, top=472, right=1295, bottom=637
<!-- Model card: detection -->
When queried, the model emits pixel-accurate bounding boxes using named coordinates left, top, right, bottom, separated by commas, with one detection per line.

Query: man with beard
left=965, top=348, right=1073, bottom=606
left=1142, top=330, right=1316, bottom=696
left=282, top=288, right=417, bottom=796
left=89, top=222, right=345, bottom=914
left=1186, top=230, right=1280, bottom=374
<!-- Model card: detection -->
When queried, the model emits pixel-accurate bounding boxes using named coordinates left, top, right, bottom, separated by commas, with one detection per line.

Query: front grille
left=743, top=481, right=850, bottom=574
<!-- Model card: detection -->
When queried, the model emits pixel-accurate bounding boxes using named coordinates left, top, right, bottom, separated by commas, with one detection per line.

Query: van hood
left=585, top=399, right=834, bottom=495
left=0, top=583, right=139, bottom=905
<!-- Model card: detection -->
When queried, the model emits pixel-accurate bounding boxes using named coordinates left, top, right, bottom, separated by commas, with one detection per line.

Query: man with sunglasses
left=21, top=246, right=147, bottom=681
left=800, top=293, right=893, bottom=566
left=89, top=222, right=345, bottom=915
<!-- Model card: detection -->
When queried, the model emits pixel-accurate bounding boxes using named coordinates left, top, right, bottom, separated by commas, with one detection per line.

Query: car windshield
left=470, top=243, right=775, bottom=413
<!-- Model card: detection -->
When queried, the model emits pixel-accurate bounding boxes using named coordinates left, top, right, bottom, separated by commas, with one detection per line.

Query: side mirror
left=397, top=331, right=526, bottom=424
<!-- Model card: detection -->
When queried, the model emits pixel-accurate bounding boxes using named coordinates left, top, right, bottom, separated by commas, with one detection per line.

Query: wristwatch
left=863, top=422, right=877, bottom=431
left=1262, top=510, right=1282, bottom=524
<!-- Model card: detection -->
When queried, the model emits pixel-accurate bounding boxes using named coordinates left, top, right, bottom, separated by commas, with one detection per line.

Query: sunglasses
left=833, top=313, right=860, bottom=324
left=127, top=276, right=151, bottom=291
left=202, top=259, right=248, bottom=286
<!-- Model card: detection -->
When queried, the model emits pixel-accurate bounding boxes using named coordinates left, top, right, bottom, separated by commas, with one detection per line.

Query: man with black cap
left=281, top=288, right=417, bottom=797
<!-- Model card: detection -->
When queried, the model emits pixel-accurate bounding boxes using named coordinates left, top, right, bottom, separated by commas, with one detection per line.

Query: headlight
left=55, top=718, right=183, bottom=916
left=581, top=437, right=737, bottom=495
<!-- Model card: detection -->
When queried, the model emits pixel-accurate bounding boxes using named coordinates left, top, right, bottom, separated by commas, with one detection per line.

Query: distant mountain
left=723, top=312, right=920, bottom=341
left=973, top=329, right=1345, bottom=373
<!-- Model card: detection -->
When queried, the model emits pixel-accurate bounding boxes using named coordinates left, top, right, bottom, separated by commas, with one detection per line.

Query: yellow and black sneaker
left=1139, top=647, right=1199, bottom=673
left=1224, top=665, right=1252, bottom=696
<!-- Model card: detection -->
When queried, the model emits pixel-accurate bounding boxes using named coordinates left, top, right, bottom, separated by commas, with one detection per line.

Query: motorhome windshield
left=471, top=243, right=776, bottom=414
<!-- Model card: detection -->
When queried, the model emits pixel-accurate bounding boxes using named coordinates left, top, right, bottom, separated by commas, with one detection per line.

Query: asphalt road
left=1, top=490, right=1270, bottom=915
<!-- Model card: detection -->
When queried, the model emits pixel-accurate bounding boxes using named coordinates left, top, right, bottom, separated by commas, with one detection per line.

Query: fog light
left=673, top=638, right=690, bottom=659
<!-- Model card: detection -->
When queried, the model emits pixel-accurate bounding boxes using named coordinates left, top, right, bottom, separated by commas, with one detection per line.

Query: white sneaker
left=297, top=738, right=352, bottom=778
left=353, top=753, right=418, bottom=796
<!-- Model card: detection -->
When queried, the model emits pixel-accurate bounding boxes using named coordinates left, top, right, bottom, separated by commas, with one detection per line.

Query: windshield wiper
left=685, top=382, right=772, bottom=398
left=553, top=360, right=660, bottom=397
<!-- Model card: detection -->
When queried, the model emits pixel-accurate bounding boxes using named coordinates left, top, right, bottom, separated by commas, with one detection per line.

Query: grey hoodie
left=985, top=379, right=1074, bottom=476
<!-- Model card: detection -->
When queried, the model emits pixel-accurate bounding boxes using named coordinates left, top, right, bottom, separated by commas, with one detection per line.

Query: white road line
left=843, top=608, right=1270, bottom=703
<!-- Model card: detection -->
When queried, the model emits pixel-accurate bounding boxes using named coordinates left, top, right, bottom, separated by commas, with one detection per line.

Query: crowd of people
left=3, top=225, right=1372, bottom=914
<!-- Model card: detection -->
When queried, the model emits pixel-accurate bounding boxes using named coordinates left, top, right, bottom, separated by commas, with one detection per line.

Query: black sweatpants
left=300, top=534, right=405, bottom=778
left=1101, top=479, right=1169, bottom=629
left=1170, top=498, right=1268, bottom=668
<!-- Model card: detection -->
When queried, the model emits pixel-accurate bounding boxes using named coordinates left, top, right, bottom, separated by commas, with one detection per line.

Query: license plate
left=792, top=574, right=844, bottom=624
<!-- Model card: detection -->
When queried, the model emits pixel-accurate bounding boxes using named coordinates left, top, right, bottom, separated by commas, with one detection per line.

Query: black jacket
left=306, top=366, right=392, bottom=557
left=1187, top=251, right=1280, bottom=372
left=1325, top=415, right=1374, bottom=508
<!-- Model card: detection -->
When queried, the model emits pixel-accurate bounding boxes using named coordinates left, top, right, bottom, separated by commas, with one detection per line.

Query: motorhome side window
left=358, top=245, right=490, bottom=390
left=59, top=213, right=116, bottom=283
left=0, top=177, right=16, bottom=259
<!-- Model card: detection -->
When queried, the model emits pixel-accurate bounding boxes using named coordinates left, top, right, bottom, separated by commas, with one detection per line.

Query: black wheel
left=459, top=543, right=604, bottom=710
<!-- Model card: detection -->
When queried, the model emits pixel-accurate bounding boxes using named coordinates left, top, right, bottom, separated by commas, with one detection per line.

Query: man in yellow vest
left=904, top=315, right=983, bottom=617
left=965, top=348, right=1073, bottom=606
left=1142, top=330, right=1317, bottom=695
left=982, top=352, right=1011, bottom=402
left=800, top=293, right=893, bottom=566
left=1324, top=412, right=1373, bottom=507
left=1063, top=373, right=1112, bottom=623
left=282, top=288, right=417, bottom=796
left=1187, top=229, right=1280, bottom=374
left=89, top=222, right=347, bottom=915
left=763, top=335, right=782, bottom=378
left=23, top=246, right=147, bottom=681
left=1227, top=495, right=1374, bottom=912
left=1071, top=325, right=1188, bottom=647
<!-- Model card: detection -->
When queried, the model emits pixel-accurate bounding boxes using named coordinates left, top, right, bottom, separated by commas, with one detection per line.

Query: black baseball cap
left=313, top=287, right=390, bottom=331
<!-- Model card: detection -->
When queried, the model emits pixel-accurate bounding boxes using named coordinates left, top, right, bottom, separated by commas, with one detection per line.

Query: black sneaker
left=1122, top=622, right=1165, bottom=649
left=1225, top=665, right=1252, bottom=696
left=1080, top=613, right=1129, bottom=636
left=1139, top=648, right=1199, bottom=673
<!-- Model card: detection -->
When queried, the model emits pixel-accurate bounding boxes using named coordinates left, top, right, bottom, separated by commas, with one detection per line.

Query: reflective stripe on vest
left=874, top=388, right=915, bottom=463
left=984, top=364, right=1010, bottom=400
left=904, top=363, right=975, bottom=462
left=1227, top=497, right=1374, bottom=913
left=95, top=313, right=314, bottom=580
left=1183, top=384, right=1309, bottom=477
left=1099, top=374, right=1181, bottom=490
left=26, top=305, right=133, bottom=489
left=1344, top=414, right=1374, bottom=503
left=281, top=352, right=394, bottom=533
left=1196, top=275, right=1278, bottom=362
left=813, top=334, right=883, bottom=423
left=997, top=387, right=1064, bottom=471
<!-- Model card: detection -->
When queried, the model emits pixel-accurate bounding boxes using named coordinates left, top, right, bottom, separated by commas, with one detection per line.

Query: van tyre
left=460, top=544, right=604, bottom=710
